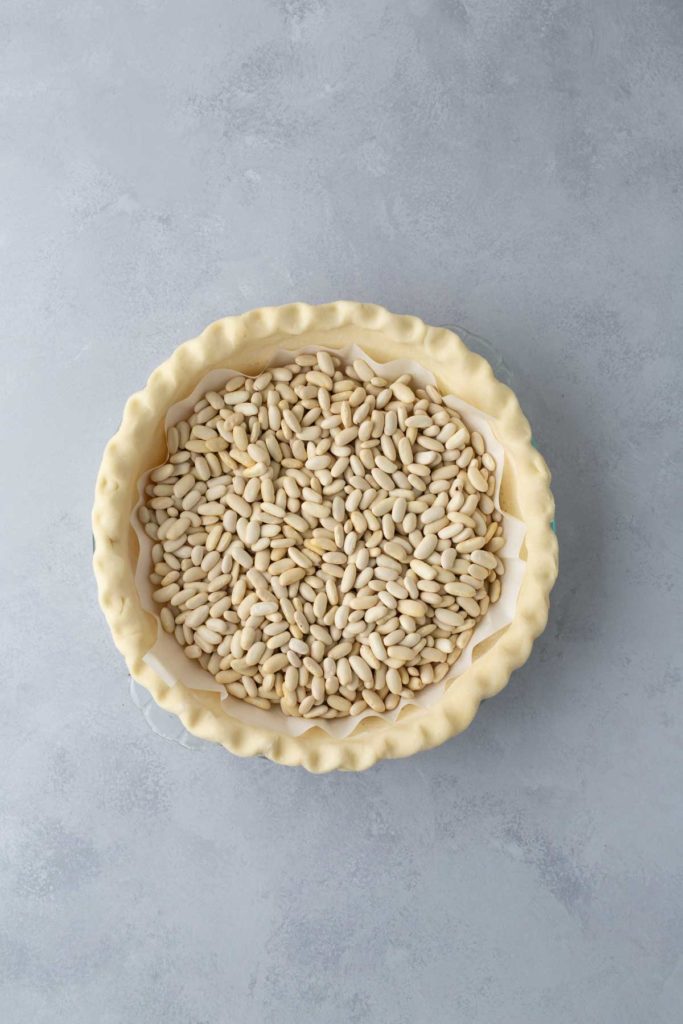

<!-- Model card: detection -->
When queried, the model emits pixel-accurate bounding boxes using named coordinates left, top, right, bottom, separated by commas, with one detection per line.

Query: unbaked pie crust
left=93, top=302, right=558, bottom=771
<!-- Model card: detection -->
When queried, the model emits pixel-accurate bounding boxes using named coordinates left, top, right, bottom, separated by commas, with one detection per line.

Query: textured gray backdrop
left=1, top=1, right=682, bottom=1022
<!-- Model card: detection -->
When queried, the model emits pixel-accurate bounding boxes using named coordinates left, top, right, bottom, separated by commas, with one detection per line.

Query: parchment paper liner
left=132, top=345, right=526, bottom=739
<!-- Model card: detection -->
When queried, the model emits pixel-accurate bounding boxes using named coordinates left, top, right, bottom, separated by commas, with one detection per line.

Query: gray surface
left=1, top=0, right=682, bottom=1021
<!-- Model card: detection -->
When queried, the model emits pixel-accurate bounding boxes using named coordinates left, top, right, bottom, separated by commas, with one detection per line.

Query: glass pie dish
left=93, top=302, right=558, bottom=771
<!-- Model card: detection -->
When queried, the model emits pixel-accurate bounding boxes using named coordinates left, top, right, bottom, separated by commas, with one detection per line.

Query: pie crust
left=92, top=302, right=558, bottom=771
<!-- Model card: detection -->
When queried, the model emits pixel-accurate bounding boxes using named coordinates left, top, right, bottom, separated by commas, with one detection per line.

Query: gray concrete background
left=1, top=1, right=681, bottom=1021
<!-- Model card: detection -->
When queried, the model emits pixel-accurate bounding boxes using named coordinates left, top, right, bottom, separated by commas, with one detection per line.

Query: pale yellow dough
left=92, top=302, right=558, bottom=772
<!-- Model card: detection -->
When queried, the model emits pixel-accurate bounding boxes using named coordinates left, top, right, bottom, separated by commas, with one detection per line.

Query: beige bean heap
left=139, top=351, right=505, bottom=719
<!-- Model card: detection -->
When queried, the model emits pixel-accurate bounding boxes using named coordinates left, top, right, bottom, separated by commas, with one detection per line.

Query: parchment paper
left=132, top=344, right=526, bottom=738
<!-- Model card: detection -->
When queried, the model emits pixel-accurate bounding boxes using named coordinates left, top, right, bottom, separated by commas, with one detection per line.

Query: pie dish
left=93, top=302, right=558, bottom=771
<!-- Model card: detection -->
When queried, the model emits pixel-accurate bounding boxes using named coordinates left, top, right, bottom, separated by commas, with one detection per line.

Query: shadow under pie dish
left=93, top=302, right=558, bottom=772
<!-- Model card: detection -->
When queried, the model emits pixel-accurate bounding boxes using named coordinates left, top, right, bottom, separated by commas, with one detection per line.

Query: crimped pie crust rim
left=92, top=302, right=558, bottom=772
